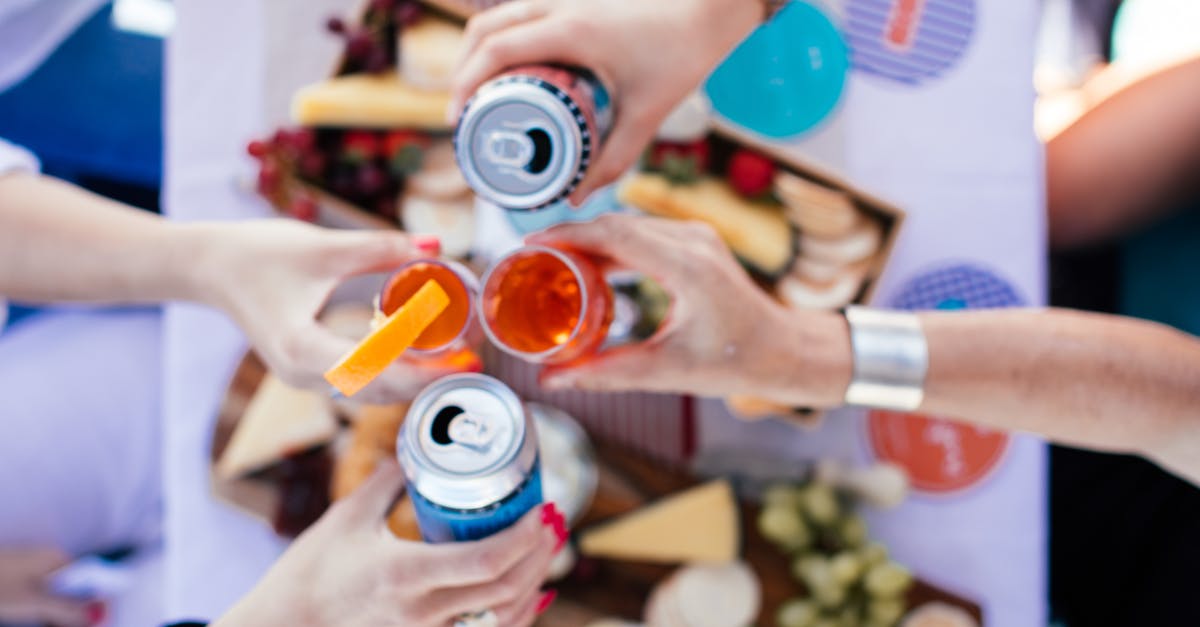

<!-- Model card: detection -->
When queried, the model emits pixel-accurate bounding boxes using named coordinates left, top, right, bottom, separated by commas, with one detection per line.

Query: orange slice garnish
left=324, top=279, right=450, bottom=397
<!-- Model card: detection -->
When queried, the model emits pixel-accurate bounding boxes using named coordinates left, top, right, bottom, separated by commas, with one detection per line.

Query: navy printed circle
left=845, top=0, right=977, bottom=86
left=891, top=264, right=1025, bottom=311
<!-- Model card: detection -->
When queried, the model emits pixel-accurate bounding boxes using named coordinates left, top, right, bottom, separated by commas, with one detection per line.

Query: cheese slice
left=292, top=73, right=452, bottom=130
left=399, top=15, right=465, bottom=92
left=619, top=174, right=795, bottom=277
left=216, top=374, right=338, bottom=480
left=579, top=480, right=739, bottom=564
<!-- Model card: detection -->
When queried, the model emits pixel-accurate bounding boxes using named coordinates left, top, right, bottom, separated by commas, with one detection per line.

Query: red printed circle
left=867, top=410, right=1009, bottom=494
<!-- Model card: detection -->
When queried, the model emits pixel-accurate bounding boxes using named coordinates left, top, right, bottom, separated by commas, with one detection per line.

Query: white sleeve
left=0, top=137, right=39, bottom=175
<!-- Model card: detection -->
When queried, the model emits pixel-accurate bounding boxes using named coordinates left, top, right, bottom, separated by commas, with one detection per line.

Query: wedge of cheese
left=292, top=73, right=452, bottom=130
left=579, top=480, right=739, bottom=564
left=216, top=374, right=338, bottom=480
left=619, top=173, right=795, bottom=278
left=399, top=15, right=465, bottom=92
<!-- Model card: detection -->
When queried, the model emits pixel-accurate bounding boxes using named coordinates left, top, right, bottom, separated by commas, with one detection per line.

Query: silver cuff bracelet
left=843, top=306, right=928, bottom=412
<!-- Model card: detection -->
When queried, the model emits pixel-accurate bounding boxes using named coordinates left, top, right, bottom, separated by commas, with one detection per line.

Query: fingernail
left=413, top=235, right=441, bottom=256
left=540, top=502, right=559, bottom=526
left=86, top=601, right=107, bottom=626
left=536, top=589, right=558, bottom=615
left=541, top=502, right=568, bottom=552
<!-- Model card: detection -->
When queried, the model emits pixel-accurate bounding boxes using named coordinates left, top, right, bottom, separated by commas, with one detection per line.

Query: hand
left=449, top=0, right=762, bottom=205
left=532, top=214, right=851, bottom=408
left=191, top=220, right=466, bottom=404
left=0, top=548, right=101, bottom=627
left=215, top=461, right=563, bottom=627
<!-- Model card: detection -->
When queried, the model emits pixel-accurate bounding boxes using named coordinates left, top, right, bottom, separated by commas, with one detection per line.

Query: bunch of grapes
left=247, top=129, right=321, bottom=222
left=326, top=0, right=423, bottom=74
left=758, top=482, right=914, bottom=627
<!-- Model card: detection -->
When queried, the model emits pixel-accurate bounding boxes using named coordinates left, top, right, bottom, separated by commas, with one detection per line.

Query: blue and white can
left=397, top=373, right=543, bottom=542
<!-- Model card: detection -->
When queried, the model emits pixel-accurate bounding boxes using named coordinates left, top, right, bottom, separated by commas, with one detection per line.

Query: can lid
left=398, top=374, right=537, bottom=509
left=456, top=78, right=585, bottom=210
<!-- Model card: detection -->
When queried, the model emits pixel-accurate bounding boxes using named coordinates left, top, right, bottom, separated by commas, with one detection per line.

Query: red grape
left=375, top=197, right=398, bottom=220
left=364, top=48, right=390, bottom=73
left=727, top=149, right=775, bottom=197
left=395, top=1, right=423, bottom=26
left=246, top=139, right=270, bottom=159
left=346, top=31, right=375, bottom=60
left=342, top=131, right=381, bottom=160
left=370, top=0, right=396, bottom=11
left=257, top=160, right=282, bottom=195
left=290, top=195, right=319, bottom=222
left=325, top=16, right=346, bottom=34
left=356, top=164, right=387, bottom=196
left=299, top=152, right=327, bottom=179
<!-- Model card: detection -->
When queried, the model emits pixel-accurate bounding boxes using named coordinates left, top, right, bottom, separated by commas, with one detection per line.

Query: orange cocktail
left=379, top=259, right=480, bottom=354
left=480, top=245, right=613, bottom=364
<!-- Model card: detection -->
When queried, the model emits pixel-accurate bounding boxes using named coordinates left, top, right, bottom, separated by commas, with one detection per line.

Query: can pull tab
left=448, top=413, right=495, bottom=453
left=484, top=129, right=535, bottom=169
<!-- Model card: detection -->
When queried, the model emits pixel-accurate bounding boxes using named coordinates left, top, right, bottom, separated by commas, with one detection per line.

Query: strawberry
left=341, top=131, right=382, bottom=162
left=645, top=139, right=710, bottom=183
left=289, top=195, right=319, bottom=222
left=727, top=149, right=775, bottom=197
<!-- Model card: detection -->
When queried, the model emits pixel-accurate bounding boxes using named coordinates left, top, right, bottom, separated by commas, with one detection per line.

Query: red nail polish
left=86, top=601, right=107, bottom=626
left=536, top=589, right=558, bottom=615
left=413, top=235, right=441, bottom=255
left=540, top=502, right=559, bottom=525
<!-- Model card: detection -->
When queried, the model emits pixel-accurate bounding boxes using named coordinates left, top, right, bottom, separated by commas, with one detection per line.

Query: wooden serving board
left=211, top=353, right=982, bottom=625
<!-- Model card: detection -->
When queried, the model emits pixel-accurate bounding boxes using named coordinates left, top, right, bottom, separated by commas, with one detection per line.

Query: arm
left=0, top=173, right=455, bottom=402
left=533, top=215, right=1200, bottom=484
left=1047, top=55, right=1200, bottom=250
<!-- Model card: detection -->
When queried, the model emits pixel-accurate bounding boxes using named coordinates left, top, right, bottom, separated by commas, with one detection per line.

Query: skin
left=213, top=462, right=558, bottom=627
left=0, top=173, right=457, bottom=403
left=534, top=215, right=1200, bottom=485
left=448, top=0, right=764, bottom=205
left=1047, top=55, right=1200, bottom=249
left=0, top=173, right=541, bottom=621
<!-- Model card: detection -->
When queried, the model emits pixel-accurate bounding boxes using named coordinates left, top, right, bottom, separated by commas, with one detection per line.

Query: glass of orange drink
left=378, top=259, right=482, bottom=357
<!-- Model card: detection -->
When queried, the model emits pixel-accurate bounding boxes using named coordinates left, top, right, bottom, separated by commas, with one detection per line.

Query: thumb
left=340, top=458, right=407, bottom=527
left=569, top=114, right=656, bottom=207
left=322, top=230, right=441, bottom=277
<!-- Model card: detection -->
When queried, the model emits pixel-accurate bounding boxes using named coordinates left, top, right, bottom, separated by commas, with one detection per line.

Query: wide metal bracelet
left=843, top=306, right=928, bottom=411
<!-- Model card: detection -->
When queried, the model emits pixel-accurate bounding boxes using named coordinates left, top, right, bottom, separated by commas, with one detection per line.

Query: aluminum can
left=454, top=65, right=614, bottom=211
left=397, top=374, right=543, bottom=542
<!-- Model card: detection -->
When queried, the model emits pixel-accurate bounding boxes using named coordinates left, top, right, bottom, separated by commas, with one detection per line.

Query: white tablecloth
left=163, top=0, right=1045, bottom=623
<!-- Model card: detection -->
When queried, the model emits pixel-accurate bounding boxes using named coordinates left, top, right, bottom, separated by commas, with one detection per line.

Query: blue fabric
left=0, top=3, right=162, bottom=187
left=1119, top=208, right=1200, bottom=333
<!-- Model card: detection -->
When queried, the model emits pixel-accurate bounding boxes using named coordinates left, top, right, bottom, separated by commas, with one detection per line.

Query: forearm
left=767, top=308, right=1200, bottom=480
left=0, top=174, right=213, bottom=305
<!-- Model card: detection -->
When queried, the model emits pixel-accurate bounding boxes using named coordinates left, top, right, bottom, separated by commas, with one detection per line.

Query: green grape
left=867, top=597, right=907, bottom=625
left=864, top=562, right=914, bottom=598
left=858, top=542, right=889, bottom=567
left=777, top=599, right=820, bottom=627
left=810, top=618, right=840, bottom=627
left=812, top=580, right=848, bottom=609
left=764, top=483, right=804, bottom=509
left=792, top=555, right=832, bottom=589
left=758, top=504, right=812, bottom=550
left=829, top=551, right=864, bottom=586
left=801, top=483, right=841, bottom=526
left=838, top=514, right=869, bottom=548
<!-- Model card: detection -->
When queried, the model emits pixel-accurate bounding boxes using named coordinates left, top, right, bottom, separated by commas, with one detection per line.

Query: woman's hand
left=532, top=214, right=852, bottom=408
left=215, top=461, right=563, bottom=627
left=449, top=0, right=762, bottom=205
left=0, top=548, right=101, bottom=627
left=191, top=220, right=466, bottom=404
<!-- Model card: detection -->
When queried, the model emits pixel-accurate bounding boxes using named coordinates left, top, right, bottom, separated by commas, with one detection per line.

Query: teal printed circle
left=705, top=1, right=848, bottom=138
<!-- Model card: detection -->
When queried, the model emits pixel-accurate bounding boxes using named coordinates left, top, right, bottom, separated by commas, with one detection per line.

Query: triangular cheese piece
left=579, top=480, right=739, bottom=564
left=216, top=374, right=338, bottom=480
left=292, top=73, right=451, bottom=130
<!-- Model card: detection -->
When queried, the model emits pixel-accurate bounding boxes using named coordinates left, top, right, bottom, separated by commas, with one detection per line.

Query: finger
left=0, top=596, right=91, bottom=627
left=337, top=458, right=406, bottom=525
left=425, top=536, right=555, bottom=623
left=493, top=586, right=549, bottom=627
left=411, top=502, right=558, bottom=589
left=20, top=547, right=74, bottom=577
left=526, top=215, right=681, bottom=285
left=457, top=1, right=546, bottom=74
left=320, top=229, right=439, bottom=277
left=568, top=115, right=657, bottom=206
left=450, top=20, right=587, bottom=122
